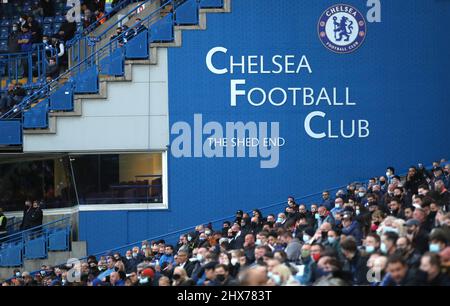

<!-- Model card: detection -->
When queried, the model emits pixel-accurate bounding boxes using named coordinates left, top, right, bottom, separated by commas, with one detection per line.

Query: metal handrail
left=0, top=216, right=70, bottom=244
left=0, top=0, right=177, bottom=120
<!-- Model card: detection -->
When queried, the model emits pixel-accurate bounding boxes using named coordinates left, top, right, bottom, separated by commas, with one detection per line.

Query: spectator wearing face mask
left=137, top=268, right=154, bottom=286
left=7, top=23, right=21, bottom=53
left=172, top=267, right=195, bottom=286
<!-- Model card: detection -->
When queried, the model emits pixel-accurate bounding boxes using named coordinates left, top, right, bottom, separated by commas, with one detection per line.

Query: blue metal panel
left=73, top=65, right=99, bottom=94
left=48, top=228, right=69, bottom=251
left=0, top=243, right=23, bottom=267
left=49, top=81, right=74, bottom=111
left=100, top=47, right=125, bottom=76
left=24, top=236, right=47, bottom=259
left=23, top=100, right=49, bottom=129
left=125, top=30, right=149, bottom=60
left=150, top=13, right=174, bottom=43
left=0, top=120, right=22, bottom=145
left=200, top=0, right=223, bottom=8
left=175, top=0, right=199, bottom=25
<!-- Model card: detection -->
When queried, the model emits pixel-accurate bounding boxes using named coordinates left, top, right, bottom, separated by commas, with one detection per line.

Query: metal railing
left=0, top=43, right=54, bottom=91
left=0, top=0, right=181, bottom=120
left=0, top=216, right=71, bottom=246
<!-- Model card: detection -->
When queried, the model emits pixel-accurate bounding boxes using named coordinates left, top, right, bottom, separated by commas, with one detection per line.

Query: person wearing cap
left=341, top=213, right=363, bottom=245
left=234, top=210, right=244, bottom=224
left=137, top=268, right=154, bottom=286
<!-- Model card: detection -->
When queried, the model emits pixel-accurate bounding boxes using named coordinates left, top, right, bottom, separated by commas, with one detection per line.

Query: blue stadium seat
left=35, top=16, right=44, bottom=25
left=100, top=47, right=125, bottom=76
left=0, top=19, right=11, bottom=28
left=43, top=23, right=53, bottom=36
left=175, top=0, right=199, bottom=25
left=0, top=242, right=23, bottom=267
left=0, top=28, right=9, bottom=39
left=24, top=235, right=47, bottom=259
left=0, top=27, right=8, bottom=36
left=0, top=120, right=22, bottom=145
left=55, top=15, right=66, bottom=23
left=43, top=17, right=54, bottom=24
left=23, top=100, right=49, bottom=129
left=49, top=81, right=74, bottom=111
left=53, top=23, right=62, bottom=34
left=0, top=40, right=8, bottom=52
left=200, top=0, right=224, bottom=8
left=150, top=13, right=174, bottom=43
left=125, top=30, right=149, bottom=59
left=73, top=65, right=99, bottom=94
left=48, top=228, right=70, bottom=251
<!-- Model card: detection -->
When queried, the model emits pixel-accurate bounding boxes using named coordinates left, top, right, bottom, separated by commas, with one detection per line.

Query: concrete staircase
left=0, top=240, right=87, bottom=281
left=23, top=0, right=232, bottom=136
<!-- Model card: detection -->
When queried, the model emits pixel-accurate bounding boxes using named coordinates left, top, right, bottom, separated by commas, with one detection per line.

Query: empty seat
left=43, top=17, right=54, bottom=24
left=0, top=40, right=8, bottom=52
left=55, top=15, right=66, bottom=23
left=0, top=19, right=11, bottom=27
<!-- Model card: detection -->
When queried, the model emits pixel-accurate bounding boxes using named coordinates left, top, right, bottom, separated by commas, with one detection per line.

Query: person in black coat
left=174, top=250, right=195, bottom=277
left=20, top=200, right=33, bottom=230
left=340, top=237, right=369, bottom=285
left=29, top=201, right=44, bottom=229
left=41, top=0, right=55, bottom=17
left=419, top=253, right=450, bottom=286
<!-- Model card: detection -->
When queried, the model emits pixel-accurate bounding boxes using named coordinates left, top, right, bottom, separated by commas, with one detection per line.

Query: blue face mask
left=380, top=242, right=388, bottom=254
left=277, top=217, right=284, bottom=223
left=365, top=245, right=375, bottom=253
left=429, top=243, right=440, bottom=253
left=303, top=234, right=310, bottom=243
left=268, top=273, right=281, bottom=285
left=327, top=237, right=336, bottom=244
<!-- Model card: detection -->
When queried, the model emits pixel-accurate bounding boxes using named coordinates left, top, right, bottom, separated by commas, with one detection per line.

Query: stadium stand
left=1, top=159, right=449, bottom=286
left=0, top=0, right=223, bottom=148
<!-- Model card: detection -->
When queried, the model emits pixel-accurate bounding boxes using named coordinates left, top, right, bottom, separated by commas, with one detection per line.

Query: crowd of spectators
left=3, top=160, right=450, bottom=287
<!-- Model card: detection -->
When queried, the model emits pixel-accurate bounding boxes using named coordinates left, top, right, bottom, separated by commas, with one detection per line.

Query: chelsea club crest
left=318, top=4, right=367, bottom=54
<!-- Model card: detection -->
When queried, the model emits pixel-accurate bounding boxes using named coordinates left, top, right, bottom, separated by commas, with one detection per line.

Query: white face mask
left=196, top=254, right=204, bottom=262
left=386, top=172, right=391, bottom=177
left=231, top=258, right=239, bottom=266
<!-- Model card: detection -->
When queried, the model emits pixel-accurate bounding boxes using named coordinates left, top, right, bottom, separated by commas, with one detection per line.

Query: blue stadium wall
left=79, top=0, right=450, bottom=254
